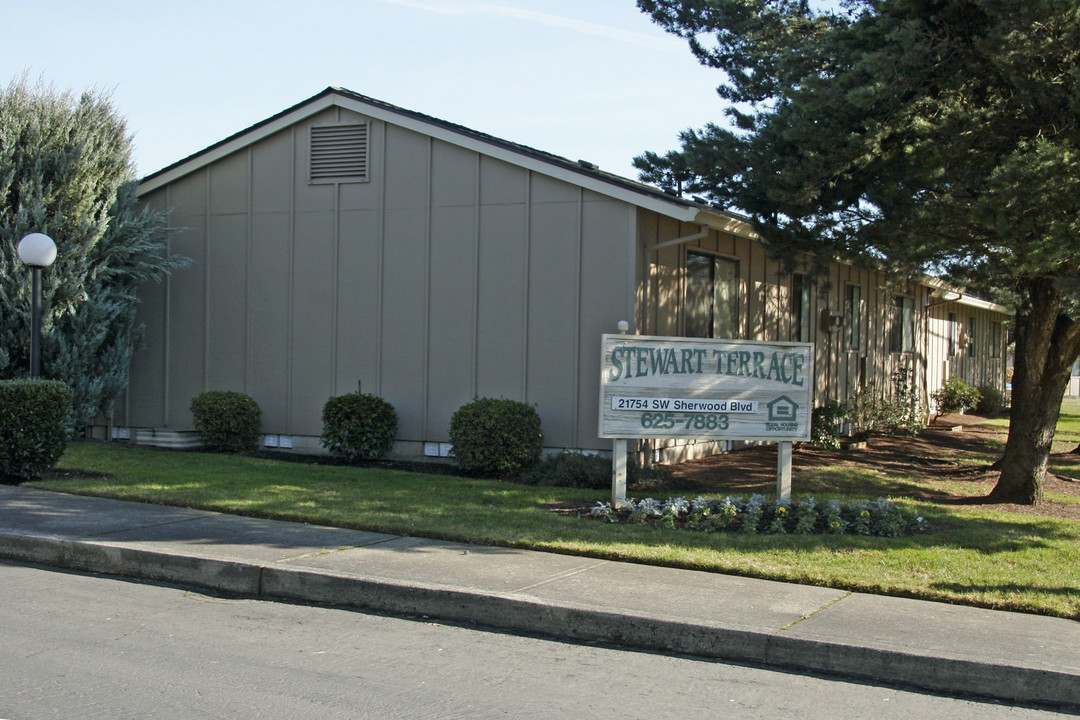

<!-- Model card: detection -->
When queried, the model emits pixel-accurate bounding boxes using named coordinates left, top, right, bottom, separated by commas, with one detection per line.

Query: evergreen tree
left=0, top=77, right=186, bottom=430
left=635, top=0, right=1080, bottom=504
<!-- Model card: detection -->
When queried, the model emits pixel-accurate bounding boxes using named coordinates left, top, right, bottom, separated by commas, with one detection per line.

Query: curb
left=2, top=531, right=1077, bottom=710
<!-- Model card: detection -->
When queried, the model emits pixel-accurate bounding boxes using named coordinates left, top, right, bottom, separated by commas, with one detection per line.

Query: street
left=0, top=561, right=1063, bottom=719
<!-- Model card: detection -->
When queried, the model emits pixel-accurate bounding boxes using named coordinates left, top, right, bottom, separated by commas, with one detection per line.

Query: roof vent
left=310, top=123, right=369, bottom=183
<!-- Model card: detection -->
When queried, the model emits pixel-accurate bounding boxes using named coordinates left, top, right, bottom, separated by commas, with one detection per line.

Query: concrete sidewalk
left=1, top=484, right=1077, bottom=710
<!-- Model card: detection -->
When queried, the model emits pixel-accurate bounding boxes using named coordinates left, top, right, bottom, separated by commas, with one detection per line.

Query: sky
left=4, top=0, right=732, bottom=182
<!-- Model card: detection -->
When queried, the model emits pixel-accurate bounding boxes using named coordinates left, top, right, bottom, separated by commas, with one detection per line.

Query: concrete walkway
left=1, top=484, right=1077, bottom=710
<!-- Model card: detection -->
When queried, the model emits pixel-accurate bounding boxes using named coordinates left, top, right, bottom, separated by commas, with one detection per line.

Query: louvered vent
left=310, top=123, right=369, bottom=183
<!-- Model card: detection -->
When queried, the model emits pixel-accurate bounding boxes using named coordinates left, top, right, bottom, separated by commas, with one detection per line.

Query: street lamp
left=17, top=233, right=57, bottom=378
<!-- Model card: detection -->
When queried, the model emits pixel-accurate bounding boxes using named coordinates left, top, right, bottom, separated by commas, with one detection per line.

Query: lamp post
left=17, top=233, right=57, bottom=378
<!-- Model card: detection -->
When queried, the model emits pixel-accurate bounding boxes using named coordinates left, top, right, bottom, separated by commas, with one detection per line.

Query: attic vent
left=310, top=123, right=369, bottom=183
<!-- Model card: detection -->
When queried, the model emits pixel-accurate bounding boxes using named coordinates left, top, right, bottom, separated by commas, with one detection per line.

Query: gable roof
left=137, top=86, right=744, bottom=230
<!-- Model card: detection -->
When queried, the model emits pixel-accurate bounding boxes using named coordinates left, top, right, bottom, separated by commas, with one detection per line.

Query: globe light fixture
left=17, top=233, right=57, bottom=378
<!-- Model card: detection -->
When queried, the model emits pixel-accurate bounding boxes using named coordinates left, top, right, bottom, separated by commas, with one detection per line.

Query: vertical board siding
left=131, top=110, right=638, bottom=451
left=577, top=191, right=631, bottom=449
left=164, top=170, right=208, bottom=428
left=637, top=212, right=1009, bottom=424
left=129, top=108, right=1008, bottom=455
left=526, top=182, right=581, bottom=448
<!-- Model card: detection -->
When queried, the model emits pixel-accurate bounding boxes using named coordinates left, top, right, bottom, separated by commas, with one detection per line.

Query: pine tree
left=635, top=0, right=1080, bottom=504
left=0, top=77, right=187, bottom=430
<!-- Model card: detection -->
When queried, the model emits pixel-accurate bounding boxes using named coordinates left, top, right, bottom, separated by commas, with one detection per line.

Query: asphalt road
left=0, top=561, right=1062, bottom=719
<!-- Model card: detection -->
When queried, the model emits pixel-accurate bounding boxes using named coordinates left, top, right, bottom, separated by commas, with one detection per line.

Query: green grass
left=28, top=413, right=1080, bottom=620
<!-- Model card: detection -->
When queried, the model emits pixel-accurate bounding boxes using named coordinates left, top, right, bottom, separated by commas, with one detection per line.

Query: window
left=310, top=123, right=369, bottom=183
left=686, top=251, right=739, bottom=339
left=968, top=316, right=977, bottom=357
left=791, top=274, right=812, bottom=342
left=889, top=296, right=914, bottom=353
left=948, top=312, right=958, bottom=357
left=990, top=321, right=1002, bottom=358
left=844, top=283, right=862, bottom=351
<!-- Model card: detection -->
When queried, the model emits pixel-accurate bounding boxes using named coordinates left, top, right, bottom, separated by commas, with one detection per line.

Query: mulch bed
left=655, top=412, right=1080, bottom=521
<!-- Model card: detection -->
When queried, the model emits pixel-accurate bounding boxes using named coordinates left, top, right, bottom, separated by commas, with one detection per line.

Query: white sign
left=599, top=335, right=813, bottom=442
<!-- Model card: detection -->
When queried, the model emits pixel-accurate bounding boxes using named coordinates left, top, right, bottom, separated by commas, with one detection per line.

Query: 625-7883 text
left=640, top=412, right=729, bottom=431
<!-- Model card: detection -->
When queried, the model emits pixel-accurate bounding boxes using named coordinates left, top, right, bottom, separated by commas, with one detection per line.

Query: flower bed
left=588, top=495, right=927, bottom=536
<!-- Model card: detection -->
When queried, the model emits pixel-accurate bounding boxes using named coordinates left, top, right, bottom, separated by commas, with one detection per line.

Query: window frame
left=889, top=295, right=915, bottom=353
left=844, top=283, right=862, bottom=351
left=791, top=273, right=812, bottom=343
left=948, top=312, right=958, bottom=357
left=685, top=250, right=740, bottom=340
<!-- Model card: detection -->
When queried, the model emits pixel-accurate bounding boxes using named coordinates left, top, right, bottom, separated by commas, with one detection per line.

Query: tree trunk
left=988, top=279, right=1080, bottom=505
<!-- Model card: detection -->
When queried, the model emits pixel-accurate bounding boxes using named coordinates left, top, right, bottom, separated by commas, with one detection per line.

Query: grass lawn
left=28, top=401, right=1080, bottom=620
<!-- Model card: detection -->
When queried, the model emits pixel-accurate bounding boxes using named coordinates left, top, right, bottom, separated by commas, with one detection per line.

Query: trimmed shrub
left=522, top=452, right=609, bottom=488
left=320, top=392, right=398, bottom=461
left=190, top=391, right=262, bottom=453
left=932, top=375, right=981, bottom=415
left=0, top=379, right=74, bottom=483
left=975, top=384, right=1004, bottom=416
left=521, top=452, right=672, bottom=490
left=449, top=397, right=543, bottom=478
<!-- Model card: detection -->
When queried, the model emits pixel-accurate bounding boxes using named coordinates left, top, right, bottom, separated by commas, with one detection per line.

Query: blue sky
left=5, top=0, right=730, bottom=181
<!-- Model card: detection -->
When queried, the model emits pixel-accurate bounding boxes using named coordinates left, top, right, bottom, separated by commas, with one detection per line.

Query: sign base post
left=612, top=438, right=627, bottom=505
left=777, top=440, right=792, bottom=501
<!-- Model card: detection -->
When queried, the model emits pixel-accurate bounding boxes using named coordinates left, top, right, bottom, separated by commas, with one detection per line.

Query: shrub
left=449, top=397, right=543, bottom=478
left=810, top=400, right=846, bottom=449
left=522, top=452, right=609, bottom=488
left=845, top=366, right=925, bottom=437
left=320, top=393, right=398, bottom=461
left=975, top=384, right=1004, bottom=415
left=521, top=451, right=672, bottom=490
left=629, top=458, right=673, bottom=491
left=0, top=379, right=74, bottom=483
left=190, top=391, right=262, bottom=453
left=932, top=375, right=981, bottom=415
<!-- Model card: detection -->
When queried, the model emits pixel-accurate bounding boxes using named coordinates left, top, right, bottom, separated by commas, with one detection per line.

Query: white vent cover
left=310, top=123, right=369, bottom=182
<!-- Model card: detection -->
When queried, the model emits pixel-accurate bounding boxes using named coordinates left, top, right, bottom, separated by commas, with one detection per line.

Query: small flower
left=860, top=510, right=870, bottom=517
left=777, top=506, right=787, bottom=515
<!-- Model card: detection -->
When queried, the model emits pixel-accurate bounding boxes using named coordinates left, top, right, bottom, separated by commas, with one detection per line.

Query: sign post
left=612, top=438, right=628, bottom=505
left=600, top=334, right=813, bottom=503
left=777, top=441, right=793, bottom=500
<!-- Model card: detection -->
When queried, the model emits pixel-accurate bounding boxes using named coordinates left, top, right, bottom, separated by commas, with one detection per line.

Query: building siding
left=122, top=91, right=1010, bottom=459
left=636, top=213, right=1008, bottom=426
left=124, top=106, right=637, bottom=455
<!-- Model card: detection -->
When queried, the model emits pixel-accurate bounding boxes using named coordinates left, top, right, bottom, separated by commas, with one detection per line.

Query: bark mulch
left=659, top=412, right=1080, bottom=521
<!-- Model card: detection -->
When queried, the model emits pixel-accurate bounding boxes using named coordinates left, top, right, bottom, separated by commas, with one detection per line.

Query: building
left=113, top=88, right=1010, bottom=460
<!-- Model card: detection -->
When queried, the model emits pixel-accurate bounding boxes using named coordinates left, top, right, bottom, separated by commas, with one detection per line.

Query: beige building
left=116, top=88, right=1009, bottom=459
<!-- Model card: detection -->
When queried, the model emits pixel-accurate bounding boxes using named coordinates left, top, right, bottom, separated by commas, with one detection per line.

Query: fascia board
left=137, top=93, right=701, bottom=223
left=138, top=94, right=340, bottom=195
left=327, top=95, right=701, bottom=221
left=954, top=294, right=1010, bottom=313
left=924, top=277, right=1010, bottom=315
